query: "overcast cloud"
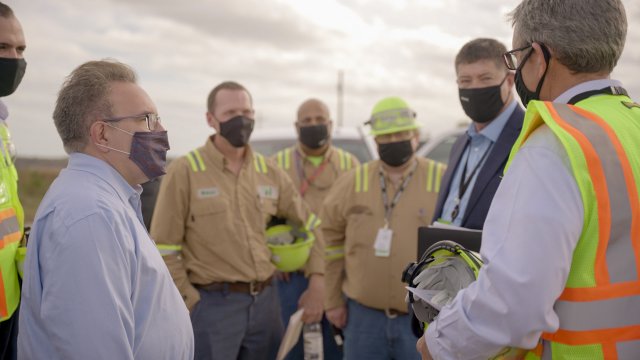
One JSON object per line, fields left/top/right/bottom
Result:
{"left": 4, "top": 0, "right": 639, "bottom": 158}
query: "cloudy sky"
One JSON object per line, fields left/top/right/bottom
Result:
{"left": 4, "top": 0, "right": 639, "bottom": 158}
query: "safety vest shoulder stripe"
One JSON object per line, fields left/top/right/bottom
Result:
{"left": 187, "top": 150, "right": 206, "bottom": 172}
{"left": 435, "top": 162, "right": 446, "bottom": 193}
{"left": 305, "top": 213, "right": 322, "bottom": 231}
{"left": 548, "top": 103, "right": 639, "bottom": 287}
{"left": 193, "top": 150, "right": 206, "bottom": 172}
{"left": 337, "top": 149, "right": 346, "bottom": 170}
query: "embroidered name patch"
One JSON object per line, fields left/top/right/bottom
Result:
{"left": 257, "top": 185, "right": 278, "bottom": 200}
{"left": 197, "top": 187, "right": 220, "bottom": 198}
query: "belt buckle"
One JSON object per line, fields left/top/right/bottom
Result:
{"left": 249, "top": 281, "right": 259, "bottom": 296}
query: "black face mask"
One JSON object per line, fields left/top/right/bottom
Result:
{"left": 219, "top": 115, "right": 254, "bottom": 147}
{"left": 458, "top": 75, "right": 508, "bottom": 124}
{"left": 378, "top": 139, "right": 414, "bottom": 167}
{"left": 0, "top": 58, "right": 27, "bottom": 97}
{"left": 515, "top": 44, "right": 551, "bottom": 107}
{"left": 299, "top": 124, "right": 329, "bottom": 149}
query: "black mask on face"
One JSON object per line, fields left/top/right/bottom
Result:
{"left": 0, "top": 58, "right": 27, "bottom": 97}
{"left": 515, "top": 44, "right": 551, "bottom": 107}
{"left": 299, "top": 124, "right": 329, "bottom": 149}
{"left": 458, "top": 75, "right": 508, "bottom": 124}
{"left": 378, "top": 139, "right": 414, "bottom": 167}
{"left": 219, "top": 115, "right": 254, "bottom": 147}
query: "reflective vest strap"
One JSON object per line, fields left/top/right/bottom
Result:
{"left": 325, "top": 245, "right": 345, "bottom": 260}
{"left": 276, "top": 150, "right": 284, "bottom": 168}
{"left": 305, "top": 213, "right": 321, "bottom": 231}
{"left": 337, "top": 149, "right": 346, "bottom": 170}
{"left": 550, "top": 294, "right": 640, "bottom": 334}
{"left": 254, "top": 154, "right": 268, "bottom": 174}
{"left": 157, "top": 244, "right": 182, "bottom": 257}
{"left": 355, "top": 163, "right": 369, "bottom": 193}
{"left": 0, "top": 209, "right": 21, "bottom": 250}
{"left": 543, "top": 325, "right": 640, "bottom": 347}
{"left": 549, "top": 103, "right": 639, "bottom": 287}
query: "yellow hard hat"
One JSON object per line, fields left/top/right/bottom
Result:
{"left": 266, "top": 224, "right": 315, "bottom": 272}
{"left": 366, "top": 96, "right": 421, "bottom": 136}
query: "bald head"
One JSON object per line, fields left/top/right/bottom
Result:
{"left": 296, "top": 98, "right": 331, "bottom": 125}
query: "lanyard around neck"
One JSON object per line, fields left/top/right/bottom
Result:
{"left": 294, "top": 149, "right": 330, "bottom": 196}
{"left": 451, "top": 140, "right": 493, "bottom": 221}
{"left": 379, "top": 160, "right": 417, "bottom": 226}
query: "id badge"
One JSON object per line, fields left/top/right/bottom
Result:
{"left": 374, "top": 227, "right": 393, "bottom": 257}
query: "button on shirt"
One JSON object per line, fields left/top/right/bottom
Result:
{"left": 441, "top": 101, "right": 517, "bottom": 226}
{"left": 18, "top": 153, "right": 194, "bottom": 360}
{"left": 424, "top": 81, "right": 625, "bottom": 359}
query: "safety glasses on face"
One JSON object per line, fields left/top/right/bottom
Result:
{"left": 102, "top": 113, "right": 161, "bottom": 131}
{"left": 365, "top": 108, "right": 416, "bottom": 131}
{"left": 502, "top": 44, "right": 533, "bottom": 71}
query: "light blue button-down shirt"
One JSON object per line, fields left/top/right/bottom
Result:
{"left": 440, "top": 100, "right": 517, "bottom": 225}
{"left": 18, "top": 153, "right": 194, "bottom": 360}
{"left": 425, "top": 80, "right": 626, "bottom": 359}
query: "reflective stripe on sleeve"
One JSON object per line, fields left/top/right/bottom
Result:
{"left": 157, "top": 244, "right": 182, "bottom": 257}
{"left": 325, "top": 245, "right": 345, "bottom": 260}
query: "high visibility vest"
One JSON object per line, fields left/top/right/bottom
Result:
{"left": 505, "top": 96, "right": 640, "bottom": 359}
{"left": 0, "top": 121, "right": 24, "bottom": 322}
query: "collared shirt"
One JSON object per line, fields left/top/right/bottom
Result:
{"left": 322, "top": 158, "right": 443, "bottom": 312}
{"left": 425, "top": 80, "right": 625, "bottom": 359}
{"left": 18, "top": 153, "right": 194, "bottom": 360}
{"left": 151, "top": 137, "right": 319, "bottom": 310}
{"left": 441, "top": 100, "right": 517, "bottom": 225}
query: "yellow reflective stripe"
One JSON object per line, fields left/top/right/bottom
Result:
{"left": 157, "top": 244, "right": 182, "bottom": 257}
{"left": 338, "top": 149, "right": 346, "bottom": 170}
{"left": 346, "top": 154, "right": 352, "bottom": 170}
{"left": 285, "top": 148, "right": 292, "bottom": 170}
{"left": 426, "top": 160, "right": 435, "bottom": 192}
{"left": 435, "top": 162, "right": 445, "bottom": 193}
{"left": 362, "top": 163, "right": 369, "bottom": 192}
{"left": 186, "top": 152, "right": 198, "bottom": 172}
{"left": 325, "top": 245, "right": 345, "bottom": 260}
{"left": 277, "top": 151, "right": 284, "bottom": 168}
{"left": 355, "top": 165, "right": 362, "bottom": 192}
{"left": 305, "top": 213, "right": 322, "bottom": 231}
{"left": 193, "top": 150, "right": 206, "bottom": 171}
{"left": 254, "top": 154, "right": 268, "bottom": 174}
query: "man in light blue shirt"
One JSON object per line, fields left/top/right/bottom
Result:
{"left": 432, "top": 38, "right": 524, "bottom": 230}
{"left": 18, "top": 60, "right": 194, "bottom": 359}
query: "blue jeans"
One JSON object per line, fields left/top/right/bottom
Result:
{"left": 343, "top": 300, "right": 419, "bottom": 360}
{"left": 191, "top": 279, "right": 284, "bottom": 360}
{"left": 277, "top": 272, "right": 342, "bottom": 360}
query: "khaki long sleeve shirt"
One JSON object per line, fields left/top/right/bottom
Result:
{"left": 151, "top": 137, "right": 321, "bottom": 309}
{"left": 321, "top": 157, "right": 445, "bottom": 312}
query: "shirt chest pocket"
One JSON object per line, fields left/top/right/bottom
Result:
{"left": 190, "top": 198, "right": 229, "bottom": 222}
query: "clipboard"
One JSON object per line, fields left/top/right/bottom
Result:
{"left": 417, "top": 225, "right": 482, "bottom": 260}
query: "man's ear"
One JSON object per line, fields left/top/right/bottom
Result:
{"left": 90, "top": 121, "right": 110, "bottom": 153}
{"left": 531, "top": 42, "right": 549, "bottom": 79}
{"left": 206, "top": 111, "right": 218, "bottom": 131}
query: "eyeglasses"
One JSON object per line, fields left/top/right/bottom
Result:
{"left": 503, "top": 44, "right": 533, "bottom": 71}
{"left": 103, "top": 113, "right": 161, "bottom": 131}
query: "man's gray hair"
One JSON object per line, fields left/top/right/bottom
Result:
{"left": 53, "top": 59, "right": 137, "bottom": 153}
{"left": 509, "top": 0, "right": 627, "bottom": 74}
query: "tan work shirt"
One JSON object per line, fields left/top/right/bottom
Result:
{"left": 271, "top": 145, "right": 360, "bottom": 219}
{"left": 151, "top": 136, "right": 322, "bottom": 309}
{"left": 322, "top": 157, "right": 446, "bottom": 312}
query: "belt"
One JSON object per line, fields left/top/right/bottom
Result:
{"left": 195, "top": 276, "right": 273, "bottom": 296}
{"left": 384, "top": 308, "right": 406, "bottom": 319}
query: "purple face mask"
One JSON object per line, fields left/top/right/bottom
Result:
{"left": 98, "top": 122, "right": 170, "bottom": 180}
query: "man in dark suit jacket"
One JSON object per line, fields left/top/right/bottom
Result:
{"left": 432, "top": 38, "right": 525, "bottom": 230}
